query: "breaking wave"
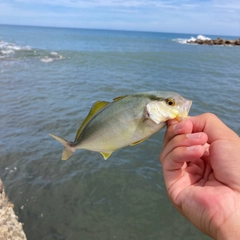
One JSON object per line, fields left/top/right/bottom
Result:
{"left": 0, "top": 39, "right": 63, "bottom": 62}
{"left": 40, "top": 52, "right": 64, "bottom": 63}
{"left": 0, "top": 40, "right": 31, "bottom": 58}
{"left": 173, "top": 35, "right": 211, "bottom": 44}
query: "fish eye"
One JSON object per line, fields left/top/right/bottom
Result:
{"left": 166, "top": 98, "right": 175, "bottom": 106}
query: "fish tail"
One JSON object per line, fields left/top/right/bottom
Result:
{"left": 49, "top": 133, "right": 76, "bottom": 160}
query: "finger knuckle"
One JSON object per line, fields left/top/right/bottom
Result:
{"left": 202, "top": 112, "right": 218, "bottom": 120}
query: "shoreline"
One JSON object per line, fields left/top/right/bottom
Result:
{"left": 0, "top": 179, "right": 26, "bottom": 239}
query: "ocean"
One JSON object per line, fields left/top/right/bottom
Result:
{"left": 0, "top": 24, "right": 239, "bottom": 240}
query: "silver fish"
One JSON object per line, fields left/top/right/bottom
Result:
{"left": 50, "top": 91, "right": 192, "bottom": 160}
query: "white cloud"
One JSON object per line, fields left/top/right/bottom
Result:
{"left": 0, "top": 0, "right": 239, "bottom": 35}
{"left": 213, "top": 0, "right": 240, "bottom": 10}
{"left": 3, "top": 0, "right": 240, "bottom": 13}
{"left": 7, "top": 0, "right": 202, "bottom": 9}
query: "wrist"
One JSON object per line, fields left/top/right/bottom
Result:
{"left": 215, "top": 211, "right": 240, "bottom": 240}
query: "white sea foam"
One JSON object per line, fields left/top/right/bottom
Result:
{"left": 173, "top": 35, "right": 211, "bottom": 44}
{"left": 1, "top": 49, "right": 15, "bottom": 55}
{"left": 40, "top": 52, "right": 63, "bottom": 63}
{"left": 196, "top": 35, "right": 211, "bottom": 41}
{"left": 0, "top": 39, "right": 31, "bottom": 58}
{"left": 0, "top": 39, "right": 64, "bottom": 62}
{"left": 40, "top": 57, "right": 54, "bottom": 63}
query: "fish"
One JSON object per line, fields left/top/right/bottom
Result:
{"left": 50, "top": 91, "right": 192, "bottom": 160}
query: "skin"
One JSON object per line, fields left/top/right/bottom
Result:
{"left": 160, "top": 113, "right": 240, "bottom": 239}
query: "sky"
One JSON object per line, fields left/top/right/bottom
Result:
{"left": 0, "top": 0, "right": 240, "bottom": 36}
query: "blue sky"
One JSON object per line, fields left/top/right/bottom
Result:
{"left": 0, "top": 0, "right": 239, "bottom": 36}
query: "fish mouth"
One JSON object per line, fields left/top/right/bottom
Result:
{"left": 178, "top": 100, "right": 192, "bottom": 119}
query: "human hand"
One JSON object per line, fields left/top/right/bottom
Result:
{"left": 160, "top": 113, "right": 240, "bottom": 239}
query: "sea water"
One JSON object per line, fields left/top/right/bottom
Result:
{"left": 0, "top": 25, "right": 240, "bottom": 240}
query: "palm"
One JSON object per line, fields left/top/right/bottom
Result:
{"left": 169, "top": 150, "right": 238, "bottom": 237}
{"left": 161, "top": 114, "right": 240, "bottom": 238}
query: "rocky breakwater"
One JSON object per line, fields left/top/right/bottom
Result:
{"left": 0, "top": 179, "right": 26, "bottom": 240}
{"left": 187, "top": 37, "right": 240, "bottom": 46}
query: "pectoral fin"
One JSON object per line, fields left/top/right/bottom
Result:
{"left": 130, "top": 137, "right": 148, "bottom": 146}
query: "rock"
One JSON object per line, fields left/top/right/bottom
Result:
{"left": 235, "top": 39, "right": 240, "bottom": 45}
{"left": 187, "top": 37, "right": 240, "bottom": 46}
{"left": 0, "top": 180, "right": 26, "bottom": 240}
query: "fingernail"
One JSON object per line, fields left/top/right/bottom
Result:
{"left": 187, "top": 145, "right": 200, "bottom": 151}
{"left": 186, "top": 133, "right": 202, "bottom": 139}
{"left": 173, "top": 121, "right": 184, "bottom": 131}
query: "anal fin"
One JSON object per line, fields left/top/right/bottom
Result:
{"left": 100, "top": 152, "right": 113, "bottom": 160}
{"left": 130, "top": 137, "right": 148, "bottom": 146}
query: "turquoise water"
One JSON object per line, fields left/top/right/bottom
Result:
{"left": 0, "top": 25, "right": 240, "bottom": 240}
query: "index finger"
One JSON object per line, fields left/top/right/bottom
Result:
{"left": 162, "top": 118, "right": 193, "bottom": 149}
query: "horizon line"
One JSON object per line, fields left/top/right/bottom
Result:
{"left": 0, "top": 23, "right": 238, "bottom": 38}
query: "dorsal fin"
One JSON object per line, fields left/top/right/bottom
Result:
{"left": 75, "top": 101, "right": 109, "bottom": 140}
{"left": 113, "top": 95, "right": 128, "bottom": 102}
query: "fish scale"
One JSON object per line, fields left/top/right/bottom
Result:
{"left": 50, "top": 91, "right": 192, "bottom": 160}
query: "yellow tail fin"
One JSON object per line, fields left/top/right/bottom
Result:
{"left": 49, "top": 133, "right": 75, "bottom": 160}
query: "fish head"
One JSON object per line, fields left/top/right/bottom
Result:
{"left": 146, "top": 92, "right": 192, "bottom": 124}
